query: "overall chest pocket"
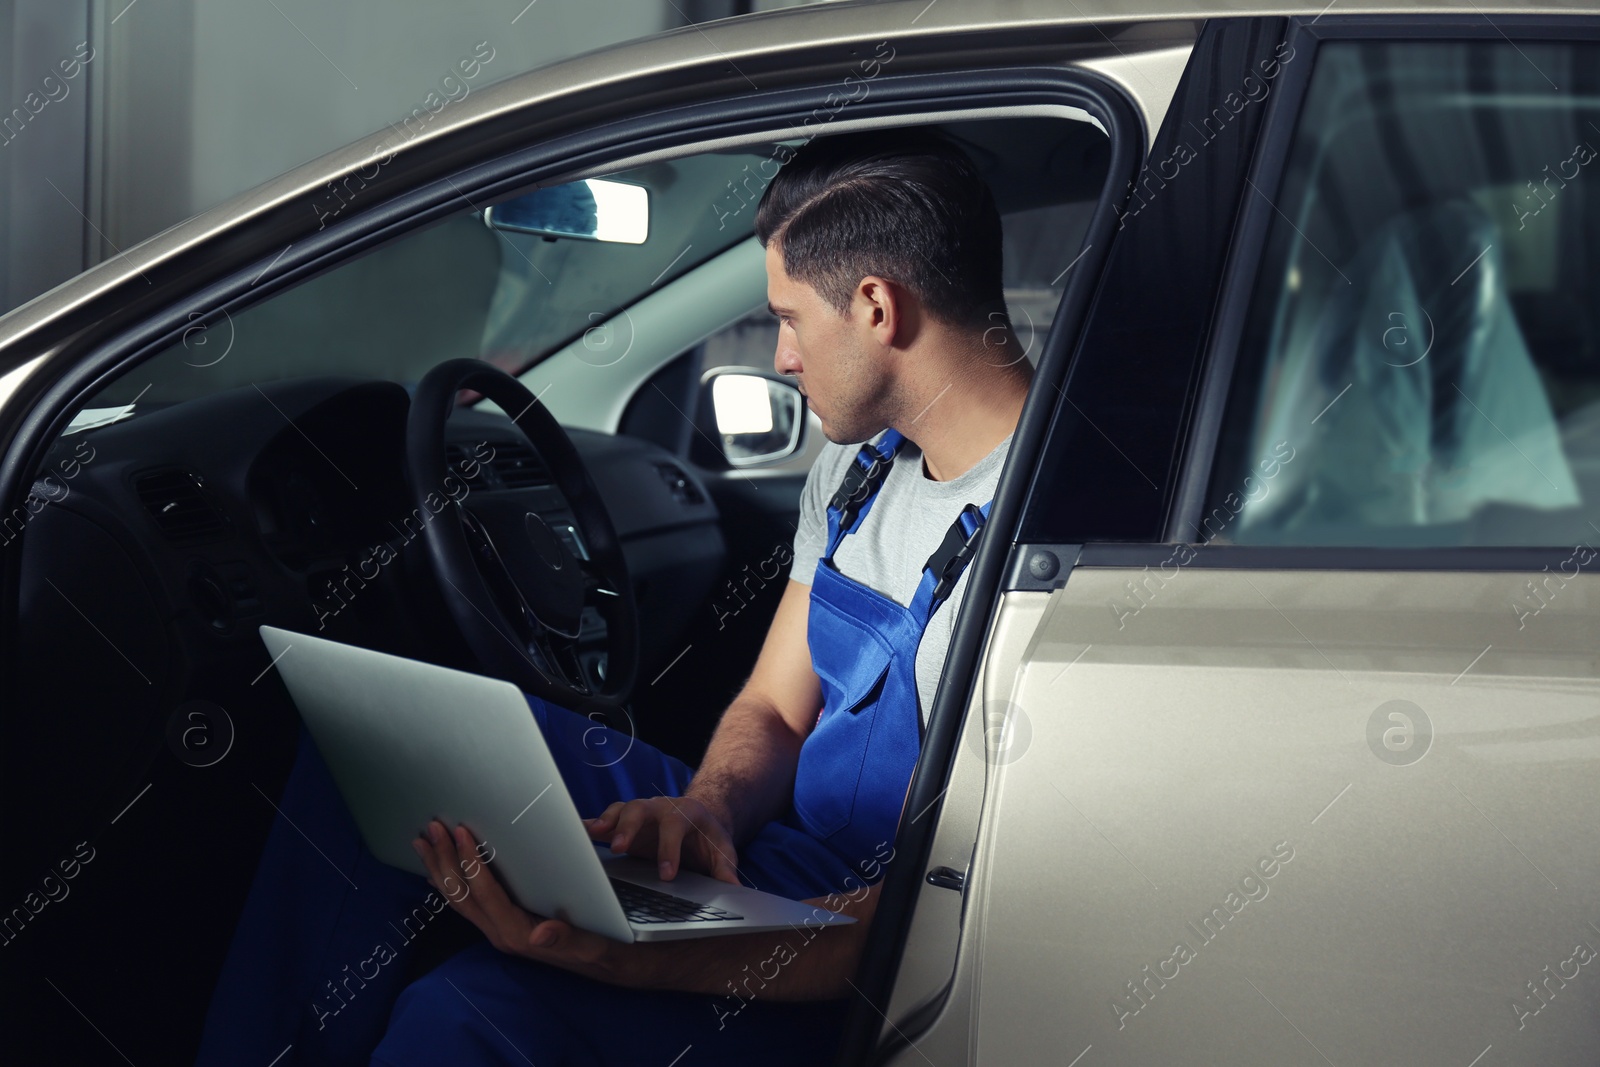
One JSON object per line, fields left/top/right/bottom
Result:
{"left": 795, "top": 593, "right": 898, "bottom": 841}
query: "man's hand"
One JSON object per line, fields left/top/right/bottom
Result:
{"left": 415, "top": 817, "right": 881, "bottom": 1000}
{"left": 583, "top": 795, "right": 740, "bottom": 884}
{"left": 411, "top": 819, "right": 625, "bottom": 981}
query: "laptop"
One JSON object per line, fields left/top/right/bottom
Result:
{"left": 258, "top": 625, "right": 855, "bottom": 942}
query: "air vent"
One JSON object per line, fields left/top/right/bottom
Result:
{"left": 654, "top": 463, "right": 705, "bottom": 505}
{"left": 489, "top": 441, "right": 552, "bottom": 489}
{"left": 444, "top": 443, "right": 490, "bottom": 488}
{"left": 135, "top": 468, "right": 228, "bottom": 544}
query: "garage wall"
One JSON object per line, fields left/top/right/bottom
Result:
{"left": 0, "top": 1, "right": 92, "bottom": 324}
{"left": 97, "top": 0, "right": 675, "bottom": 267}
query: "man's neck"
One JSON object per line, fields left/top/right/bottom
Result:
{"left": 891, "top": 330, "right": 1032, "bottom": 482}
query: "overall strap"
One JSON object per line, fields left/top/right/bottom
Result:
{"left": 908, "top": 499, "right": 993, "bottom": 622}
{"left": 823, "top": 430, "right": 906, "bottom": 557}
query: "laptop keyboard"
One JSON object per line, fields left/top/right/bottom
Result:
{"left": 609, "top": 877, "right": 745, "bottom": 924}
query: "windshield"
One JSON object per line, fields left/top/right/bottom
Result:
{"left": 85, "top": 149, "right": 771, "bottom": 411}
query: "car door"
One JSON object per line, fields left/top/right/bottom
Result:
{"left": 868, "top": 11, "right": 1600, "bottom": 1067}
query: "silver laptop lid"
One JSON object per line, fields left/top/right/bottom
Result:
{"left": 258, "top": 624, "right": 634, "bottom": 942}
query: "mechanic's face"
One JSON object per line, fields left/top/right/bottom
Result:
{"left": 765, "top": 242, "right": 895, "bottom": 444}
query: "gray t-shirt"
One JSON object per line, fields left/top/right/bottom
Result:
{"left": 790, "top": 431, "right": 1013, "bottom": 724}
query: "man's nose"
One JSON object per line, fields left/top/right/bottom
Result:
{"left": 773, "top": 339, "right": 801, "bottom": 377}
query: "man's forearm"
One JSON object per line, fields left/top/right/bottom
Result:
{"left": 686, "top": 692, "right": 807, "bottom": 843}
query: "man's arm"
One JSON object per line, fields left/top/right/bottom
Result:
{"left": 585, "top": 578, "right": 823, "bottom": 876}
{"left": 687, "top": 578, "right": 822, "bottom": 841}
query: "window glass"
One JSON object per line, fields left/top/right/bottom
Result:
{"left": 1207, "top": 41, "right": 1600, "bottom": 547}
{"left": 83, "top": 151, "right": 769, "bottom": 412}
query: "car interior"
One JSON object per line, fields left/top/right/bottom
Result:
{"left": 1, "top": 111, "right": 1108, "bottom": 1061}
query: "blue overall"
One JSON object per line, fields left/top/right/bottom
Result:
{"left": 195, "top": 431, "right": 989, "bottom": 1067}
{"left": 793, "top": 430, "right": 991, "bottom": 877}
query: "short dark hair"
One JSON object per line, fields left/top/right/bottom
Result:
{"left": 755, "top": 129, "right": 1006, "bottom": 331}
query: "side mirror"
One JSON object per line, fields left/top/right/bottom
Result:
{"left": 483, "top": 178, "right": 649, "bottom": 244}
{"left": 701, "top": 368, "right": 806, "bottom": 468}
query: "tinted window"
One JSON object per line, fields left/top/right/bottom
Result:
{"left": 1207, "top": 40, "right": 1600, "bottom": 548}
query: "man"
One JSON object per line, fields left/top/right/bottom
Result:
{"left": 199, "top": 128, "right": 1030, "bottom": 1066}
{"left": 377, "top": 128, "right": 1031, "bottom": 1064}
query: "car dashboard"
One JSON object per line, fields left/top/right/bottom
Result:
{"left": 10, "top": 375, "right": 726, "bottom": 864}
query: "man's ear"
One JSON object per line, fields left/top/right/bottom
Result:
{"left": 856, "top": 274, "right": 904, "bottom": 347}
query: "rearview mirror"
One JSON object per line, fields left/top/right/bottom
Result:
{"left": 484, "top": 178, "right": 649, "bottom": 244}
{"left": 703, "top": 368, "right": 805, "bottom": 468}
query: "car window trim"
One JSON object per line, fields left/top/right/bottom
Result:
{"left": 1169, "top": 13, "right": 1600, "bottom": 557}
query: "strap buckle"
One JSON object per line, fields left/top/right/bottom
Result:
{"left": 829, "top": 441, "right": 895, "bottom": 534}
{"left": 927, "top": 503, "right": 988, "bottom": 604}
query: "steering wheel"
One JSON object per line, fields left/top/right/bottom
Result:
{"left": 405, "top": 359, "right": 638, "bottom": 719}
